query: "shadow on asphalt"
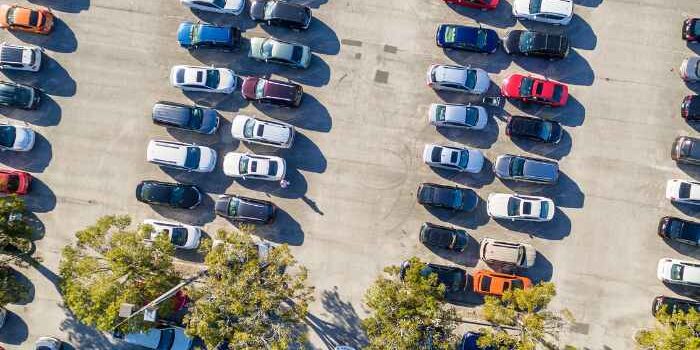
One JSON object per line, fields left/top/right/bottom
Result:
{"left": 11, "top": 18, "right": 77, "bottom": 53}
{"left": 28, "top": 0, "right": 90, "bottom": 13}
{"left": 0, "top": 132, "right": 52, "bottom": 173}
{"left": 306, "top": 287, "right": 368, "bottom": 350}
{"left": 436, "top": 114, "right": 499, "bottom": 149}
{"left": 492, "top": 208, "right": 572, "bottom": 240}
{"left": 0, "top": 309, "right": 28, "bottom": 344}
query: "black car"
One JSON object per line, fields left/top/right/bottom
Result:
{"left": 494, "top": 154, "right": 559, "bottom": 184}
{"left": 177, "top": 21, "right": 241, "bottom": 51}
{"left": 419, "top": 222, "right": 469, "bottom": 252}
{"left": 0, "top": 81, "right": 39, "bottom": 110}
{"left": 152, "top": 101, "right": 219, "bottom": 135}
{"left": 504, "top": 30, "right": 569, "bottom": 60}
{"left": 658, "top": 216, "right": 700, "bottom": 246}
{"left": 672, "top": 136, "right": 700, "bottom": 165}
{"left": 250, "top": 0, "right": 312, "bottom": 30}
{"left": 399, "top": 260, "right": 467, "bottom": 293}
{"left": 435, "top": 24, "right": 499, "bottom": 53}
{"left": 417, "top": 183, "right": 478, "bottom": 212}
{"left": 652, "top": 295, "right": 700, "bottom": 315}
{"left": 215, "top": 194, "right": 276, "bottom": 224}
{"left": 683, "top": 18, "right": 700, "bottom": 42}
{"left": 135, "top": 181, "right": 202, "bottom": 209}
{"left": 682, "top": 95, "right": 700, "bottom": 121}
{"left": 506, "top": 115, "right": 563, "bottom": 144}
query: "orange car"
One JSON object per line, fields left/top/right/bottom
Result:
{"left": 0, "top": 4, "right": 54, "bottom": 34}
{"left": 472, "top": 270, "right": 532, "bottom": 297}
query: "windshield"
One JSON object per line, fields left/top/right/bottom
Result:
{"left": 458, "top": 150, "right": 469, "bottom": 169}
{"left": 539, "top": 121, "right": 552, "bottom": 140}
{"left": 239, "top": 157, "right": 250, "bottom": 175}
{"left": 476, "top": 29, "right": 488, "bottom": 48}
{"left": 671, "top": 264, "right": 684, "bottom": 280}
{"left": 170, "top": 187, "right": 186, "bottom": 207}
{"left": 519, "top": 78, "right": 534, "bottom": 97}
{"left": 157, "top": 329, "right": 175, "bottom": 350}
{"left": 679, "top": 182, "right": 692, "bottom": 199}
{"left": 510, "top": 157, "right": 525, "bottom": 176}
{"left": 0, "top": 126, "right": 15, "bottom": 148}
{"left": 243, "top": 119, "right": 256, "bottom": 138}
{"left": 261, "top": 40, "right": 274, "bottom": 59}
{"left": 205, "top": 69, "right": 220, "bottom": 89}
{"left": 212, "top": 0, "right": 226, "bottom": 7}
{"left": 452, "top": 189, "right": 463, "bottom": 209}
{"left": 228, "top": 197, "right": 240, "bottom": 217}
{"left": 171, "top": 228, "right": 188, "bottom": 246}
{"left": 529, "top": 0, "right": 542, "bottom": 13}
{"left": 465, "top": 69, "right": 477, "bottom": 89}
{"left": 465, "top": 107, "right": 479, "bottom": 126}
{"left": 255, "top": 79, "right": 266, "bottom": 99}
{"left": 5, "top": 175, "right": 19, "bottom": 192}
{"left": 511, "top": 279, "right": 524, "bottom": 290}
{"left": 6, "top": 8, "right": 16, "bottom": 25}
{"left": 444, "top": 26, "right": 457, "bottom": 43}
{"left": 507, "top": 197, "right": 521, "bottom": 216}
{"left": 188, "top": 107, "right": 204, "bottom": 129}
{"left": 184, "top": 147, "right": 201, "bottom": 170}
{"left": 552, "top": 85, "right": 564, "bottom": 102}
{"left": 519, "top": 31, "right": 535, "bottom": 51}
{"left": 434, "top": 105, "right": 446, "bottom": 121}
{"left": 539, "top": 201, "right": 549, "bottom": 219}
{"left": 191, "top": 24, "right": 201, "bottom": 43}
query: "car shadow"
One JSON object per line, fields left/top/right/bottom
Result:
{"left": 445, "top": 1, "right": 516, "bottom": 28}
{"left": 492, "top": 208, "right": 571, "bottom": 240}
{"left": 567, "top": 15, "right": 597, "bottom": 51}
{"left": 255, "top": 93, "right": 332, "bottom": 132}
{"left": 1, "top": 55, "right": 76, "bottom": 97}
{"left": 424, "top": 231, "right": 480, "bottom": 267}
{"left": 254, "top": 207, "right": 304, "bottom": 245}
{"left": 510, "top": 129, "right": 572, "bottom": 160}
{"left": 160, "top": 156, "right": 235, "bottom": 195}
{"left": 10, "top": 18, "right": 77, "bottom": 53}
{"left": 0, "top": 94, "right": 61, "bottom": 127}
{"left": 447, "top": 288, "right": 485, "bottom": 307}
{"left": 261, "top": 17, "right": 340, "bottom": 55}
{"left": 686, "top": 42, "right": 700, "bottom": 55}
{"left": 0, "top": 309, "right": 28, "bottom": 344}
{"left": 24, "top": 212, "right": 46, "bottom": 244}
{"left": 0, "top": 132, "right": 52, "bottom": 172}
{"left": 295, "top": 0, "right": 329, "bottom": 8}
{"left": 23, "top": 177, "right": 57, "bottom": 213}
{"left": 429, "top": 157, "right": 496, "bottom": 188}
{"left": 182, "top": 89, "right": 249, "bottom": 112}
{"left": 281, "top": 132, "right": 327, "bottom": 173}
{"left": 663, "top": 237, "right": 700, "bottom": 261}
{"left": 235, "top": 167, "right": 308, "bottom": 199}
{"left": 435, "top": 115, "right": 499, "bottom": 149}
{"left": 663, "top": 281, "right": 700, "bottom": 300}
{"left": 671, "top": 201, "right": 700, "bottom": 218}
{"left": 503, "top": 171, "right": 584, "bottom": 209}
{"left": 512, "top": 49, "right": 594, "bottom": 86}
{"left": 28, "top": 0, "right": 90, "bottom": 12}
{"left": 678, "top": 163, "right": 700, "bottom": 181}
{"left": 522, "top": 251, "right": 554, "bottom": 283}
{"left": 189, "top": 8, "right": 258, "bottom": 31}
{"left": 306, "top": 287, "right": 369, "bottom": 350}
{"left": 574, "top": 0, "right": 602, "bottom": 6}
{"left": 506, "top": 95, "right": 586, "bottom": 128}
{"left": 424, "top": 195, "right": 491, "bottom": 229}
{"left": 149, "top": 192, "right": 217, "bottom": 226}
{"left": 443, "top": 48, "right": 512, "bottom": 74}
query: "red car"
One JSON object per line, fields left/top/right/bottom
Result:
{"left": 0, "top": 169, "right": 31, "bottom": 195}
{"left": 443, "top": 0, "right": 499, "bottom": 10}
{"left": 501, "top": 74, "right": 569, "bottom": 107}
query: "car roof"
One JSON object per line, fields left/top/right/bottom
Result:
{"left": 531, "top": 32, "right": 568, "bottom": 52}
{"left": 264, "top": 79, "right": 299, "bottom": 100}
{"left": 148, "top": 140, "right": 189, "bottom": 167}
{"left": 237, "top": 197, "right": 272, "bottom": 220}
{"left": 152, "top": 103, "right": 191, "bottom": 126}
{"left": 683, "top": 263, "right": 700, "bottom": 282}
{"left": 197, "top": 22, "right": 234, "bottom": 42}
{"left": 522, "top": 158, "right": 558, "bottom": 179}
{"left": 540, "top": 0, "right": 572, "bottom": 15}
{"left": 269, "top": 1, "right": 309, "bottom": 21}
{"left": 434, "top": 65, "right": 467, "bottom": 83}
{"left": 0, "top": 45, "right": 24, "bottom": 64}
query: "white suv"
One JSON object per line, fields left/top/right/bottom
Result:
{"left": 146, "top": 139, "right": 217, "bottom": 173}
{"left": 657, "top": 258, "right": 700, "bottom": 287}
{"left": 231, "top": 115, "right": 295, "bottom": 148}
{"left": 223, "top": 152, "right": 286, "bottom": 181}
{"left": 170, "top": 65, "right": 237, "bottom": 93}
{"left": 513, "top": 0, "right": 574, "bottom": 25}
{"left": 666, "top": 179, "right": 700, "bottom": 205}
{"left": 0, "top": 42, "right": 42, "bottom": 72}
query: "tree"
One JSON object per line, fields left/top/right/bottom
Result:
{"left": 361, "top": 257, "right": 457, "bottom": 350}
{"left": 0, "top": 264, "right": 29, "bottom": 306}
{"left": 0, "top": 195, "right": 33, "bottom": 261}
{"left": 183, "top": 228, "right": 314, "bottom": 350}
{"left": 59, "top": 215, "right": 181, "bottom": 333}
{"left": 635, "top": 307, "right": 700, "bottom": 350}
{"left": 478, "top": 282, "right": 573, "bottom": 350}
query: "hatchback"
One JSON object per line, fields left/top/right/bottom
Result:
{"left": 487, "top": 193, "right": 555, "bottom": 221}
{"left": 0, "top": 4, "right": 54, "bottom": 34}
{"left": 222, "top": 152, "right": 286, "bottom": 181}
{"left": 170, "top": 65, "right": 237, "bottom": 94}
{"left": 672, "top": 136, "right": 700, "bottom": 165}
{"left": 231, "top": 115, "right": 295, "bottom": 148}
{"left": 426, "top": 64, "right": 490, "bottom": 94}
{"left": 0, "top": 42, "right": 42, "bottom": 71}
{"left": 250, "top": 0, "right": 313, "bottom": 30}
{"left": 240, "top": 76, "right": 303, "bottom": 107}
{"left": 146, "top": 139, "right": 217, "bottom": 173}
{"left": 494, "top": 154, "right": 559, "bottom": 184}
{"left": 177, "top": 21, "right": 240, "bottom": 51}
{"left": 423, "top": 144, "right": 485, "bottom": 173}
{"left": 472, "top": 270, "right": 532, "bottom": 296}
{"left": 135, "top": 181, "right": 202, "bottom": 209}
{"left": 215, "top": 194, "right": 276, "bottom": 224}
{"left": 419, "top": 222, "right": 469, "bottom": 252}
{"left": 152, "top": 101, "right": 219, "bottom": 134}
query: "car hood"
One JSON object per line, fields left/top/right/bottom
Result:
{"left": 198, "top": 146, "right": 217, "bottom": 172}
{"left": 240, "top": 76, "right": 258, "bottom": 99}
{"left": 250, "top": 0, "right": 266, "bottom": 20}
{"left": 513, "top": 0, "right": 531, "bottom": 15}
{"left": 215, "top": 196, "right": 232, "bottom": 215}
{"left": 472, "top": 68, "right": 490, "bottom": 94}
{"left": 125, "top": 328, "right": 161, "bottom": 349}
{"left": 177, "top": 22, "right": 193, "bottom": 46}
{"left": 223, "top": 0, "right": 246, "bottom": 12}
{"left": 199, "top": 108, "right": 219, "bottom": 134}
{"left": 13, "top": 127, "right": 34, "bottom": 151}
{"left": 523, "top": 243, "right": 537, "bottom": 267}
{"left": 487, "top": 193, "right": 511, "bottom": 216}
{"left": 230, "top": 115, "right": 251, "bottom": 139}
{"left": 249, "top": 37, "right": 265, "bottom": 58}
{"left": 504, "top": 30, "right": 523, "bottom": 53}
{"left": 223, "top": 152, "right": 243, "bottom": 176}
{"left": 657, "top": 259, "right": 671, "bottom": 281}
{"left": 502, "top": 74, "right": 524, "bottom": 98}
{"left": 262, "top": 123, "right": 293, "bottom": 144}
{"left": 465, "top": 149, "right": 484, "bottom": 173}
{"left": 171, "top": 327, "right": 194, "bottom": 350}
{"left": 217, "top": 69, "right": 237, "bottom": 90}
{"left": 494, "top": 155, "right": 512, "bottom": 177}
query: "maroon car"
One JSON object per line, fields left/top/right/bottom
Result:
{"left": 240, "top": 76, "right": 303, "bottom": 107}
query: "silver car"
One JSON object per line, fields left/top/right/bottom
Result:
{"left": 0, "top": 42, "right": 42, "bottom": 72}
{"left": 428, "top": 103, "right": 487, "bottom": 130}
{"left": 494, "top": 154, "right": 559, "bottom": 184}
{"left": 249, "top": 37, "right": 311, "bottom": 69}
{"left": 681, "top": 57, "right": 700, "bottom": 82}
{"left": 180, "top": 0, "right": 245, "bottom": 15}
{"left": 169, "top": 65, "right": 237, "bottom": 94}
{"left": 426, "top": 64, "right": 490, "bottom": 94}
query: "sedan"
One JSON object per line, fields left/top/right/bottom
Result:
{"left": 657, "top": 258, "right": 700, "bottom": 287}
{"left": 502, "top": 74, "right": 568, "bottom": 107}
{"left": 494, "top": 154, "right": 559, "bottom": 184}
{"left": 34, "top": 337, "right": 61, "bottom": 350}
{"left": 180, "top": 0, "right": 245, "bottom": 15}
{"left": 472, "top": 270, "right": 532, "bottom": 296}
{"left": 512, "top": 0, "right": 574, "bottom": 25}
{"left": 143, "top": 219, "right": 202, "bottom": 250}
{"left": 506, "top": 115, "right": 563, "bottom": 144}
{"left": 215, "top": 194, "right": 276, "bottom": 224}
{"left": 503, "top": 30, "right": 569, "bottom": 59}
{"left": 419, "top": 222, "right": 469, "bottom": 252}
{"left": 0, "top": 169, "right": 31, "bottom": 194}
{"left": 0, "top": 124, "right": 35, "bottom": 151}
{"left": 680, "top": 57, "right": 700, "bottom": 82}
{"left": 672, "top": 136, "right": 700, "bottom": 165}
{"left": 223, "top": 153, "right": 286, "bottom": 181}
{"left": 435, "top": 24, "right": 499, "bottom": 53}
{"left": 249, "top": 37, "right": 311, "bottom": 69}
{"left": 146, "top": 140, "right": 217, "bottom": 173}
{"left": 423, "top": 144, "right": 485, "bottom": 173}
{"left": 652, "top": 295, "right": 700, "bottom": 316}
{"left": 417, "top": 183, "right": 479, "bottom": 212}
{"left": 428, "top": 103, "right": 487, "bottom": 130}
{"left": 487, "top": 193, "right": 555, "bottom": 221}
{"left": 231, "top": 115, "right": 295, "bottom": 148}
{"left": 240, "top": 76, "right": 303, "bottom": 107}
{"left": 177, "top": 21, "right": 240, "bottom": 51}
{"left": 427, "top": 64, "right": 490, "bottom": 94}
{"left": 170, "top": 65, "right": 237, "bottom": 94}
{"left": 0, "top": 4, "right": 54, "bottom": 34}
{"left": 658, "top": 216, "right": 700, "bottom": 247}
{"left": 135, "top": 181, "right": 202, "bottom": 209}
{"left": 666, "top": 179, "right": 700, "bottom": 205}
{"left": 683, "top": 18, "right": 700, "bottom": 42}
{"left": 250, "top": 0, "right": 312, "bottom": 30}
{"left": 399, "top": 260, "right": 467, "bottom": 293}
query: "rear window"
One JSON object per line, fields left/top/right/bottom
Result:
{"left": 434, "top": 105, "right": 446, "bottom": 121}
{"left": 171, "top": 228, "right": 188, "bottom": 246}
{"left": 431, "top": 147, "right": 442, "bottom": 162}
{"left": 510, "top": 157, "right": 525, "bottom": 176}
{"left": 671, "top": 264, "right": 684, "bottom": 281}
{"left": 184, "top": 147, "right": 201, "bottom": 169}
{"left": 291, "top": 45, "right": 304, "bottom": 62}
{"left": 444, "top": 26, "right": 457, "bottom": 43}
{"left": 679, "top": 182, "right": 691, "bottom": 199}
{"left": 552, "top": 85, "right": 564, "bottom": 102}
{"left": 480, "top": 276, "right": 492, "bottom": 291}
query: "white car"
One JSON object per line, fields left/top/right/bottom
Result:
{"left": 426, "top": 64, "right": 490, "bottom": 94}
{"left": 231, "top": 115, "right": 295, "bottom": 148}
{"left": 0, "top": 42, "right": 42, "bottom": 72}
{"left": 666, "top": 179, "right": 700, "bottom": 205}
{"left": 0, "top": 123, "right": 34, "bottom": 151}
{"left": 428, "top": 103, "right": 487, "bottom": 130}
{"left": 147, "top": 139, "right": 217, "bottom": 173}
{"left": 143, "top": 219, "right": 202, "bottom": 250}
{"left": 170, "top": 65, "right": 237, "bottom": 94}
{"left": 223, "top": 152, "right": 286, "bottom": 181}
{"left": 512, "top": 0, "right": 574, "bottom": 25}
{"left": 124, "top": 327, "right": 193, "bottom": 350}
{"left": 680, "top": 57, "right": 700, "bottom": 82}
{"left": 422, "top": 144, "right": 484, "bottom": 173}
{"left": 34, "top": 336, "right": 61, "bottom": 350}
{"left": 180, "top": 0, "right": 245, "bottom": 15}
{"left": 657, "top": 258, "right": 700, "bottom": 286}
{"left": 487, "top": 193, "right": 555, "bottom": 221}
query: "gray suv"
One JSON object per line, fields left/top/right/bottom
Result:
{"left": 672, "top": 136, "right": 700, "bottom": 165}
{"left": 151, "top": 101, "right": 219, "bottom": 135}
{"left": 494, "top": 154, "right": 559, "bottom": 184}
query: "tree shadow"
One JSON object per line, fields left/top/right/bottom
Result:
{"left": 59, "top": 308, "right": 123, "bottom": 349}
{"left": 435, "top": 114, "right": 499, "bottom": 149}
{"left": 0, "top": 93, "right": 62, "bottom": 126}
{"left": 10, "top": 18, "right": 77, "bottom": 53}
{"left": 445, "top": 1, "right": 516, "bottom": 28}
{"left": 522, "top": 251, "right": 553, "bottom": 283}
{"left": 256, "top": 93, "right": 332, "bottom": 132}
{"left": 23, "top": 177, "right": 57, "bottom": 213}
{"left": 0, "top": 132, "right": 52, "bottom": 172}
{"left": 188, "top": 8, "right": 258, "bottom": 31}
{"left": 8, "top": 267, "right": 34, "bottom": 305}
{"left": 277, "top": 54, "right": 331, "bottom": 87}
{"left": 512, "top": 49, "right": 594, "bottom": 86}
{"left": 0, "top": 309, "right": 28, "bottom": 344}
{"left": 492, "top": 208, "right": 571, "bottom": 240}
{"left": 567, "top": 15, "right": 597, "bottom": 51}
{"left": 149, "top": 193, "right": 217, "bottom": 226}
{"left": 424, "top": 195, "right": 491, "bottom": 230}
{"left": 574, "top": 0, "right": 602, "bottom": 6}
{"left": 510, "top": 129, "right": 572, "bottom": 160}
{"left": 429, "top": 157, "right": 496, "bottom": 188}
{"left": 261, "top": 17, "right": 340, "bottom": 55}
{"left": 255, "top": 207, "right": 304, "bottom": 245}
{"left": 24, "top": 212, "right": 45, "bottom": 243}
{"left": 443, "top": 48, "right": 511, "bottom": 74}
{"left": 446, "top": 287, "right": 484, "bottom": 306}
{"left": 424, "top": 231, "right": 480, "bottom": 267}
{"left": 306, "top": 287, "right": 368, "bottom": 349}
{"left": 686, "top": 42, "right": 700, "bottom": 55}
{"left": 28, "top": 0, "right": 91, "bottom": 12}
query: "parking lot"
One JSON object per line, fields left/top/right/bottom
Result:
{"left": 1, "top": 0, "right": 700, "bottom": 349}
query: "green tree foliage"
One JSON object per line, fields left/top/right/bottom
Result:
{"left": 635, "top": 307, "right": 700, "bottom": 350}
{"left": 59, "top": 215, "right": 181, "bottom": 332}
{"left": 0, "top": 264, "right": 29, "bottom": 306}
{"left": 361, "top": 257, "right": 457, "bottom": 350}
{"left": 0, "top": 195, "right": 32, "bottom": 258}
{"left": 183, "top": 228, "right": 314, "bottom": 350}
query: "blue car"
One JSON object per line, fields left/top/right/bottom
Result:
{"left": 177, "top": 21, "right": 241, "bottom": 51}
{"left": 459, "top": 332, "right": 496, "bottom": 350}
{"left": 435, "top": 24, "right": 499, "bottom": 53}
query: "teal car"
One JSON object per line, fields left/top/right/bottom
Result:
{"left": 248, "top": 37, "right": 311, "bottom": 69}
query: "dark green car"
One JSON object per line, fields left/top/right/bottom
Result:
{"left": 0, "top": 81, "right": 40, "bottom": 109}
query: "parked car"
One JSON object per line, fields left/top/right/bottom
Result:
{"left": 34, "top": 337, "right": 61, "bottom": 350}
{"left": 472, "top": 269, "right": 532, "bottom": 296}
{"left": 435, "top": 24, "right": 499, "bottom": 53}
{"left": 399, "top": 260, "right": 467, "bottom": 293}
{"left": 426, "top": 64, "right": 490, "bottom": 94}
{"left": 428, "top": 103, "right": 487, "bottom": 130}
{"left": 494, "top": 154, "right": 558, "bottom": 184}
{"left": 652, "top": 295, "right": 700, "bottom": 315}
{"left": 657, "top": 258, "right": 700, "bottom": 287}
{"left": 180, "top": 0, "right": 245, "bottom": 15}
{"left": 215, "top": 194, "right": 276, "bottom": 224}
{"left": 135, "top": 181, "right": 202, "bottom": 209}
{"left": 423, "top": 144, "right": 485, "bottom": 173}
{"left": 681, "top": 57, "right": 700, "bottom": 82}
{"left": 0, "top": 169, "right": 31, "bottom": 194}
{"left": 124, "top": 326, "right": 193, "bottom": 350}
{"left": 512, "top": 0, "right": 574, "bottom": 25}
{"left": 152, "top": 101, "right": 219, "bottom": 135}
{"left": 240, "top": 76, "right": 303, "bottom": 107}
{"left": 417, "top": 183, "right": 478, "bottom": 212}
{"left": 0, "top": 306, "right": 5, "bottom": 329}
{"left": 0, "top": 4, "right": 54, "bottom": 34}
{"left": 249, "top": 37, "right": 311, "bottom": 69}
{"left": 146, "top": 139, "right": 217, "bottom": 173}
{"left": 143, "top": 219, "right": 201, "bottom": 250}
{"left": 666, "top": 179, "right": 700, "bottom": 205}
{"left": 682, "top": 95, "right": 700, "bottom": 121}
{"left": 505, "top": 115, "right": 563, "bottom": 144}
{"left": 0, "top": 124, "right": 35, "bottom": 151}
{"left": 443, "top": 0, "right": 499, "bottom": 10}
{"left": 480, "top": 238, "right": 536, "bottom": 269}
{"left": 487, "top": 193, "right": 555, "bottom": 221}
{"left": 658, "top": 216, "right": 700, "bottom": 247}
{"left": 501, "top": 74, "right": 568, "bottom": 107}
{"left": 419, "top": 222, "right": 469, "bottom": 252}
{"left": 503, "top": 30, "right": 569, "bottom": 59}
{"left": 0, "top": 81, "right": 40, "bottom": 109}
{"left": 250, "top": 0, "right": 312, "bottom": 30}
{"left": 683, "top": 18, "right": 700, "bottom": 42}
{"left": 177, "top": 21, "right": 240, "bottom": 51}
{"left": 222, "top": 152, "right": 286, "bottom": 181}
{"left": 0, "top": 42, "right": 42, "bottom": 71}
{"left": 230, "top": 115, "right": 295, "bottom": 148}
{"left": 170, "top": 65, "right": 237, "bottom": 94}
{"left": 672, "top": 136, "right": 700, "bottom": 165}
{"left": 458, "top": 332, "right": 490, "bottom": 350}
